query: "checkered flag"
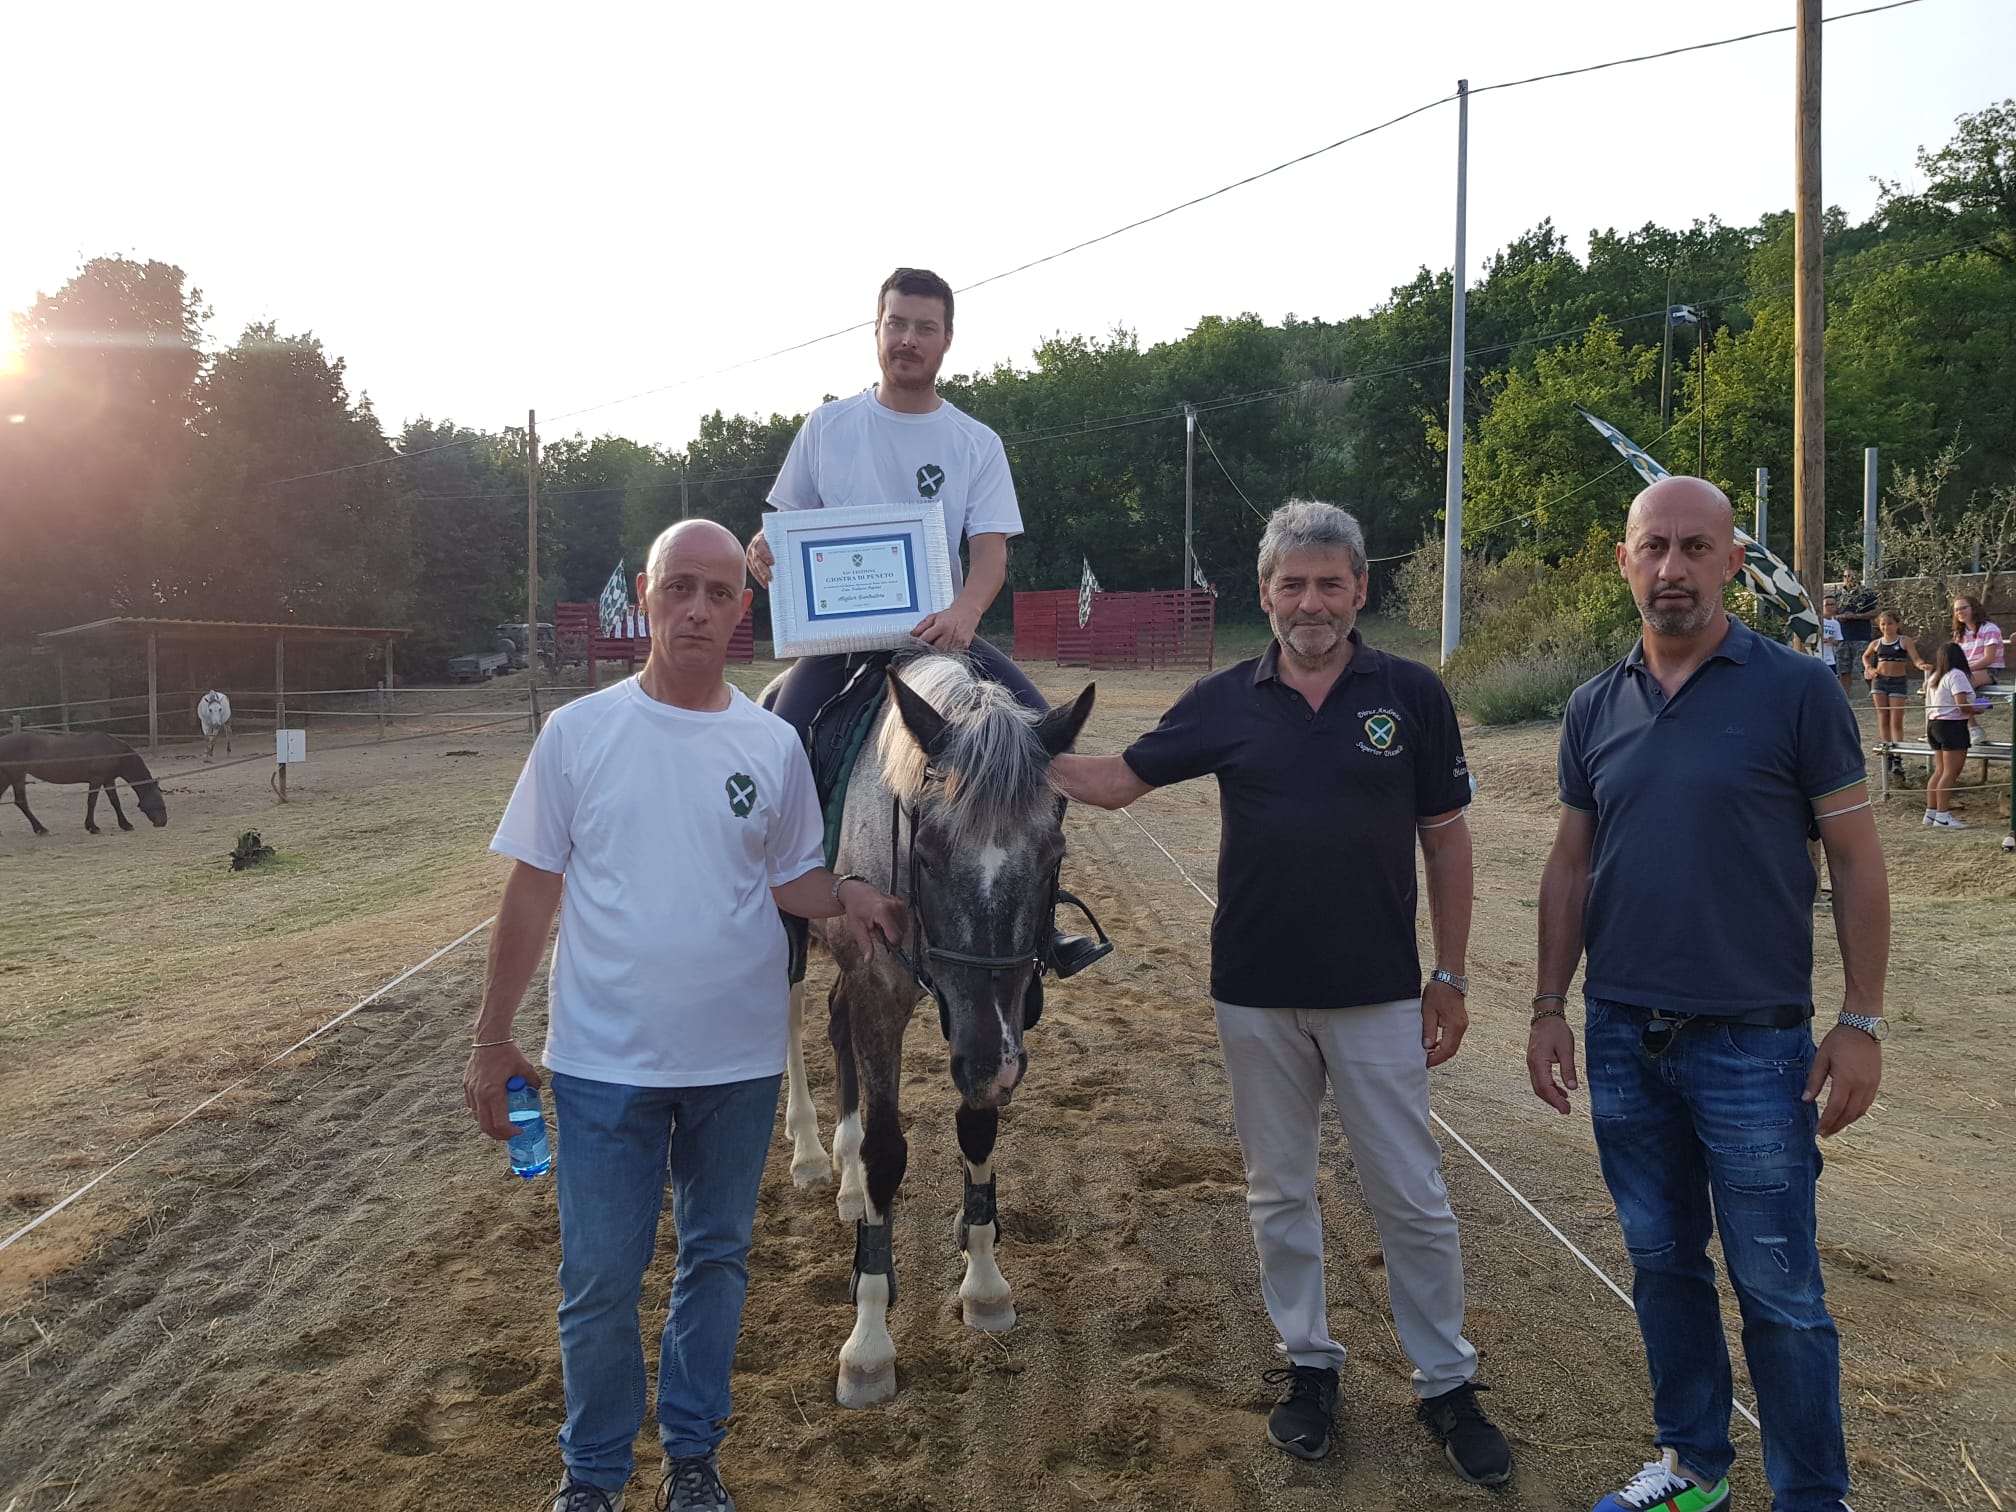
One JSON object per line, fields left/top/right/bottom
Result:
{"left": 1192, "top": 559, "right": 1215, "bottom": 596}
{"left": 1078, "top": 557, "right": 1100, "bottom": 629}
{"left": 597, "top": 561, "right": 629, "bottom": 636}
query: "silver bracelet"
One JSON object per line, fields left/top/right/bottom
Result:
{"left": 471, "top": 1037, "right": 517, "bottom": 1049}
{"left": 831, "top": 872, "right": 869, "bottom": 906}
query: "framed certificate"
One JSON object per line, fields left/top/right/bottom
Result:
{"left": 766, "top": 501, "right": 955, "bottom": 657}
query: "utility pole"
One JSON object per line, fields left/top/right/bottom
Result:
{"left": 1697, "top": 322, "right": 1708, "bottom": 476}
{"left": 1183, "top": 404, "right": 1196, "bottom": 593}
{"left": 527, "top": 409, "right": 540, "bottom": 686}
{"left": 1439, "top": 78, "right": 1470, "bottom": 667}
{"left": 680, "top": 455, "right": 691, "bottom": 520}
{"left": 1755, "top": 467, "right": 1769, "bottom": 548}
{"left": 1659, "top": 270, "right": 1675, "bottom": 425}
{"left": 1863, "top": 446, "right": 1879, "bottom": 580}
{"left": 1792, "top": 0, "right": 1825, "bottom": 643}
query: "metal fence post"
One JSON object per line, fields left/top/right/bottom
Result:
{"left": 376, "top": 680, "right": 387, "bottom": 741}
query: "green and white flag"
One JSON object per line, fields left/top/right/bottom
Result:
{"left": 598, "top": 561, "right": 629, "bottom": 636}
{"left": 1574, "top": 407, "right": 1821, "bottom": 647}
{"left": 1078, "top": 557, "right": 1100, "bottom": 629}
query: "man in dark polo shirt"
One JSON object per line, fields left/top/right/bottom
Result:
{"left": 1051, "top": 499, "right": 1512, "bottom": 1487}
{"left": 1528, "top": 475, "right": 1888, "bottom": 1512}
{"left": 1834, "top": 567, "right": 1878, "bottom": 689}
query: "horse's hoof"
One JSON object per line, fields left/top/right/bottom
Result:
{"left": 791, "top": 1152, "right": 832, "bottom": 1188}
{"left": 962, "top": 1296, "right": 1017, "bottom": 1332}
{"left": 85, "top": 826, "right": 99, "bottom": 835}
{"left": 836, "top": 1359, "right": 896, "bottom": 1408}
{"left": 836, "top": 1188, "right": 866, "bottom": 1223}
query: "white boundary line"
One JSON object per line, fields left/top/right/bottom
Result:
{"left": 0, "top": 915, "right": 496, "bottom": 1255}
{"left": 1110, "top": 806, "right": 1776, "bottom": 1437}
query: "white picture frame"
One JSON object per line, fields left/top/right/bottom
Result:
{"left": 765, "top": 501, "right": 955, "bottom": 658}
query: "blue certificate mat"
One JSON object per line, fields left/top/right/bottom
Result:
{"left": 766, "top": 501, "right": 955, "bottom": 657}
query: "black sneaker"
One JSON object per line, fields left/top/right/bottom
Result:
{"left": 543, "top": 1480, "right": 624, "bottom": 1512}
{"left": 657, "top": 1452, "right": 733, "bottom": 1511}
{"left": 1417, "top": 1381, "right": 1512, "bottom": 1486}
{"left": 1262, "top": 1364, "right": 1339, "bottom": 1460}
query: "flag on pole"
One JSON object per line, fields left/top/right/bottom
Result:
{"left": 1078, "top": 558, "right": 1100, "bottom": 629}
{"left": 1574, "top": 407, "right": 1821, "bottom": 647}
{"left": 598, "top": 561, "right": 629, "bottom": 636}
{"left": 1192, "top": 559, "right": 1215, "bottom": 595}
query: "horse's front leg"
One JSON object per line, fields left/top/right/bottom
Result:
{"left": 837, "top": 1006, "right": 907, "bottom": 1408}
{"left": 955, "top": 1103, "right": 1015, "bottom": 1331}
{"left": 105, "top": 785, "right": 133, "bottom": 831}
{"left": 84, "top": 785, "right": 101, "bottom": 834}
{"left": 784, "top": 976, "right": 829, "bottom": 1186}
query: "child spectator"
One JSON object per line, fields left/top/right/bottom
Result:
{"left": 1924, "top": 641, "right": 1977, "bottom": 829}
{"left": 1862, "top": 610, "right": 1927, "bottom": 780}
{"left": 1821, "top": 596, "right": 1848, "bottom": 696}
{"left": 1952, "top": 595, "right": 2004, "bottom": 748}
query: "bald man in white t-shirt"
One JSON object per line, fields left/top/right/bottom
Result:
{"left": 465, "top": 519, "right": 904, "bottom": 1512}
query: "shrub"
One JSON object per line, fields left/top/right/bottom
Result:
{"left": 1453, "top": 655, "right": 1595, "bottom": 725}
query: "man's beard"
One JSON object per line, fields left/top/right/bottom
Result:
{"left": 1271, "top": 613, "right": 1347, "bottom": 666}
{"left": 1639, "top": 587, "right": 1719, "bottom": 637}
{"left": 881, "top": 349, "right": 940, "bottom": 391}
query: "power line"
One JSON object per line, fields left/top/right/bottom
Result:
{"left": 1470, "top": 0, "right": 1925, "bottom": 97}
{"left": 1194, "top": 419, "right": 1269, "bottom": 522}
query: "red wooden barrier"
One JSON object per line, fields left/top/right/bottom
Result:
{"left": 1014, "top": 589, "right": 1214, "bottom": 671}
{"left": 558, "top": 601, "right": 755, "bottom": 687}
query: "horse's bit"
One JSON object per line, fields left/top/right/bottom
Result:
{"left": 882, "top": 788, "right": 1108, "bottom": 1039}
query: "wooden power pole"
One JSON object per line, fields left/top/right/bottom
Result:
{"left": 1792, "top": 0, "right": 1825, "bottom": 633}
{"left": 527, "top": 409, "right": 540, "bottom": 686}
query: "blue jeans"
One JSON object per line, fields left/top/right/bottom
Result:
{"left": 1585, "top": 998, "right": 1849, "bottom": 1512}
{"left": 548, "top": 1070, "right": 781, "bottom": 1491}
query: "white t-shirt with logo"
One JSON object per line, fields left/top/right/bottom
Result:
{"left": 767, "top": 388, "right": 1024, "bottom": 593}
{"left": 491, "top": 678, "right": 825, "bottom": 1087}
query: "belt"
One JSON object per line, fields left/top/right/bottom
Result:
{"left": 1645, "top": 1003, "right": 1811, "bottom": 1028}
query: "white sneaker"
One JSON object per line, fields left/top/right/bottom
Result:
{"left": 1923, "top": 809, "right": 1938, "bottom": 825}
{"left": 1933, "top": 812, "right": 1969, "bottom": 829}
{"left": 1970, "top": 726, "right": 1987, "bottom": 747}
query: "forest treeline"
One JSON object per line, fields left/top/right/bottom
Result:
{"left": 2, "top": 101, "right": 2010, "bottom": 692}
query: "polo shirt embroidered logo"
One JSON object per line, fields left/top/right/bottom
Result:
{"left": 915, "top": 463, "right": 945, "bottom": 498}
{"left": 1360, "top": 711, "right": 1402, "bottom": 755}
{"left": 725, "top": 772, "right": 757, "bottom": 818}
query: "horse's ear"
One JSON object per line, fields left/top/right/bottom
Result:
{"left": 1035, "top": 683, "right": 1095, "bottom": 758}
{"left": 888, "top": 669, "right": 950, "bottom": 759}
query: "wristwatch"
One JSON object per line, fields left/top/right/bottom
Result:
{"left": 1428, "top": 968, "right": 1468, "bottom": 995}
{"left": 1836, "top": 1011, "right": 1889, "bottom": 1042}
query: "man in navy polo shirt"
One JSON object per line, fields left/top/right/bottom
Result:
{"left": 1528, "top": 475, "right": 1888, "bottom": 1512}
{"left": 1051, "top": 499, "right": 1513, "bottom": 1487}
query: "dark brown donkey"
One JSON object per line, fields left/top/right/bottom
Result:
{"left": 0, "top": 731, "right": 169, "bottom": 835}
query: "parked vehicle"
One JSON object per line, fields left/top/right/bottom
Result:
{"left": 493, "top": 622, "right": 560, "bottom": 670}
{"left": 449, "top": 649, "right": 511, "bottom": 682}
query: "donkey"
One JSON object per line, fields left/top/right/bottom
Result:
{"left": 0, "top": 731, "right": 169, "bottom": 835}
{"left": 782, "top": 653, "right": 1093, "bottom": 1407}
{"left": 197, "top": 690, "right": 233, "bottom": 760}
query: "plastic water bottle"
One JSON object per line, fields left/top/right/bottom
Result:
{"left": 506, "top": 1076, "right": 551, "bottom": 1178}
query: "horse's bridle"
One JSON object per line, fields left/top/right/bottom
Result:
{"left": 882, "top": 787, "right": 1108, "bottom": 1038}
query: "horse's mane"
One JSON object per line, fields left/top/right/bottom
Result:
{"left": 876, "top": 654, "right": 1050, "bottom": 849}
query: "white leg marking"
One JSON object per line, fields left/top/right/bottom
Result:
{"left": 784, "top": 980, "right": 829, "bottom": 1187}
{"left": 834, "top": 1111, "right": 866, "bottom": 1223}
{"left": 837, "top": 1195, "right": 897, "bottom": 1408}
{"left": 958, "top": 1157, "right": 1016, "bottom": 1332}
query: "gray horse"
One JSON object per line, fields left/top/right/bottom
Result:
{"left": 780, "top": 652, "right": 1093, "bottom": 1407}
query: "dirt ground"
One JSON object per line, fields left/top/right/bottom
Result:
{"left": 1, "top": 643, "right": 2011, "bottom": 1511}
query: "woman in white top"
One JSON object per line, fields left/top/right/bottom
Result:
{"left": 1923, "top": 641, "right": 1979, "bottom": 829}
{"left": 1953, "top": 595, "right": 2004, "bottom": 747}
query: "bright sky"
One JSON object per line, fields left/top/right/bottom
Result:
{"left": 5, "top": 0, "right": 2008, "bottom": 454}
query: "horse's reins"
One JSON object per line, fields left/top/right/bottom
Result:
{"left": 882, "top": 785, "right": 1109, "bottom": 1040}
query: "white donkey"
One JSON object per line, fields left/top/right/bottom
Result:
{"left": 197, "top": 690, "right": 233, "bottom": 760}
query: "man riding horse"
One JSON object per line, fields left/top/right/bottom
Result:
{"left": 747, "top": 266, "right": 1111, "bottom": 986}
